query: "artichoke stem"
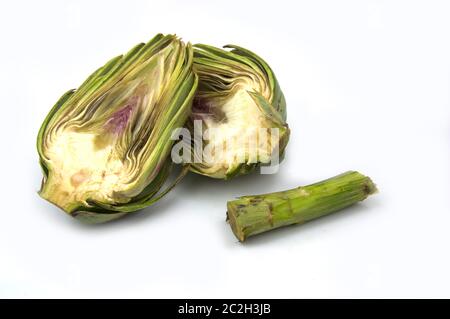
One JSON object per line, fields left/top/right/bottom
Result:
{"left": 227, "top": 171, "right": 377, "bottom": 242}
{"left": 39, "top": 175, "right": 80, "bottom": 214}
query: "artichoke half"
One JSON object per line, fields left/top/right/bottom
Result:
{"left": 189, "top": 44, "right": 289, "bottom": 179}
{"left": 37, "top": 34, "right": 198, "bottom": 223}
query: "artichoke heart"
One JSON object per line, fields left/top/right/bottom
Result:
{"left": 190, "top": 44, "right": 289, "bottom": 179}
{"left": 37, "top": 34, "right": 197, "bottom": 223}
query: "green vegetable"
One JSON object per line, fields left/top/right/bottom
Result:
{"left": 37, "top": 34, "right": 198, "bottom": 223}
{"left": 189, "top": 44, "right": 290, "bottom": 179}
{"left": 227, "top": 171, "right": 377, "bottom": 242}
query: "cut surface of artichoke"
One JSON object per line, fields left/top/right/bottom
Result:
{"left": 37, "top": 34, "right": 197, "bottom": 221}
{"left": 43, "top": 131, "right": 126, "bottom": 209}
{"left": 190, "top": 44, "right": 289, "bottom": 179}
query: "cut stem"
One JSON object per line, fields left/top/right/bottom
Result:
{"left": 227, "top": 171, "right": 377, "bottom": 242}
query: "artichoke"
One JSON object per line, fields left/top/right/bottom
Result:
{"left": 189, "top": 44, "right": 290, "bottom": 179}
{"left": 37, "top": 34, "right": 198, "bottom": 223}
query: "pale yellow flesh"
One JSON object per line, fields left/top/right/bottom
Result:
{"left": 40, "top": 130, "right": 128, "bottom": 212}
{"left": 198, "top": 83, "right": 276, "bottom": 178}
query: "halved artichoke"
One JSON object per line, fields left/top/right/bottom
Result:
{"left": 190, "top": 44, "right": 289, "bottom": 179}
{"left": 37, "top": 34, "right": 198, "bottom": 223}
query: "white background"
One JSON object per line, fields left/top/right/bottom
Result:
{"left": 0, "top": 0, "right": 449, "bottom": 298}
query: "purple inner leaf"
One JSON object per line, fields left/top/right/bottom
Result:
{"left": 191, "top": 97, "right": 227, "bottom": 123}
{"left": 192, "top": 97, "right": 212, "bottom": 114}
{"left": 105, "top": 96, "right": 138, "bottom": 134}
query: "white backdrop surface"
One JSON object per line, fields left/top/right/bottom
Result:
{"left": 0, "top": 0, "right": 449, "bottom": 298}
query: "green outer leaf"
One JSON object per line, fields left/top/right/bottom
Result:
{"left": 71, "top": 211, "right": 128, "bottom": 224}
{"left": 248, "top": 91, "right": 285, "bottom": 126}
